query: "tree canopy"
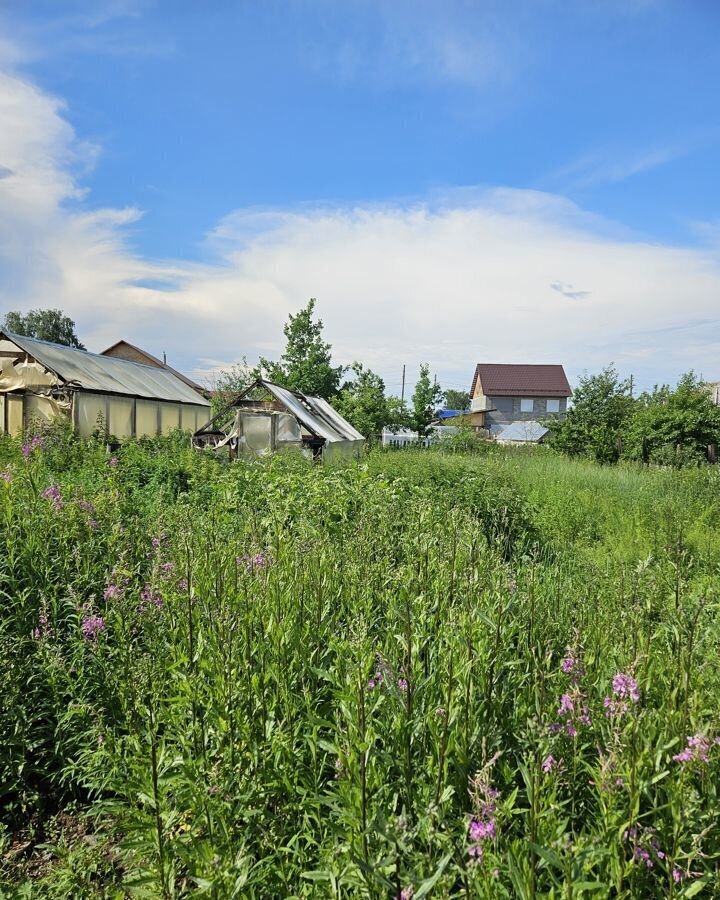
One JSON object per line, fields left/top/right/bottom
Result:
{"left": 259, "top": 299, "right": 344, "bottom": 400}
{"left": 3, "top": 309, "right": 85, "bottom": 350}
{"left": 550, "top": 366, "right": 720, "bottom": 467}
{"left": 443, "top": 389, "right": 471, "bottom": 411}
{"left": 410, "top": 364, "right": 444, "bottom": 438}
{"left": 336, "top": 363, "right": 393, "bottom": 439}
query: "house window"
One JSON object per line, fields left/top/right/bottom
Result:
{"left": 546, "top": 398, "right": 560, "bottom": 413}
{"left": 520, "top": 398, "right": 534, "bottom": 413}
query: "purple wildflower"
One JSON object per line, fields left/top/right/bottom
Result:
{"left": 103, "top": 584, "right": 123, "bottom": 601}
{"left": 558, "top": 694, "right": 574, "bottom": 716}
{"left": 108, "top": 456, "right": 119, "bottom": 467}
{"left": 542, "top": 754, "right": 558, "bottom": 774}
{"left": 467, "top": 764, "right": 499, "bottom": 863}
{"left": 238, "top": 552, "right": 270, "bottom": 572}
{"left": 435, "top": 707, "right": 446, "bottom": 716}
{"left": 22, "top": 435, "right": 44, "bottom": 457}
{"left": 397, "top": 677, "right": 408, "bottom": 692}
{"left": 399, "top": 887, "right": 414, "bottom": 900}
{"left": 624, "top": 825, "right": 665, "bottom": 869}
{"left": 81, "top": 613, "right": 106, "bottom": 641}
{"left": 673, "top": 733, "right": 714, "bottom": 764}
{"left": 612, "top": 672, "right": 640, "bottom": 703}
{"left": 139, "top": 584, "right": 163, "bottom": 613}
{"left": 367, "top": 678, "right": 377, "bottom": 690}
{"left": 41, "top": 485, "right": 63, "bottom": 511}
{"left": 1, "top": 467, "right": 11, "bottom": 483}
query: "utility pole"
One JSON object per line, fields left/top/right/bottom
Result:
{"left": 629, "top": 374, "right": 633, "bottom": 397}
{"left": 401, "top": 364, "right": 406, "bottom": 405}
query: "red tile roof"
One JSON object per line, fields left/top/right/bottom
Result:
{"left": 471, "top": 363, "right": 571, "bottom": 398}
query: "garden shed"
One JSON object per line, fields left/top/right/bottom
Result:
{"left": 0, "top": 330, "right": 210, "bottom": 438}
{"left": 193, "top": 379, "right": 364, "bottom": 460}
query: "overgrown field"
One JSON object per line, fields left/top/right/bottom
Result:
{"left": 1, "top": 431, "right": 719, "bottom": 898}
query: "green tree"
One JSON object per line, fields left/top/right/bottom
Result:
{"left": 259, "top": 299, "right": 344, "bottom": 399}
{"left": 625, "top": 372, "right": 720, "bottom": 467}
{"left": 550, "top": 365, "right": 634, "bottom": 463}
{"left": 411, "top": 363, "right": 444, "bottom": 438}
{"left": 209, "top": 359, "right": 253, "bottom": 415}
{"left": 443, "top": 389, "right": 471, "bottom": 410}
{"left": 336, "top": 363, "right": 392, "bottom": 440}
{"left": 3, "top": 308, "right": 85, "bottom": 349}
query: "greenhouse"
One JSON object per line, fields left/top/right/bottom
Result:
{"left": 193, "top": 378, "right": 364, "bottom": 460}
{"left": 0, "top": 330, "right": 210, "bottom": 439}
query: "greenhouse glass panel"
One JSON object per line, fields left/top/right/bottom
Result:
{"left": 109, "top": 397, "right": 134, "bottom": 439}
{"left": 136, "top": 399, "right": 159, "bottom": 437}
{"left": 77, "top": 394, "right": 107, "bottom": 437}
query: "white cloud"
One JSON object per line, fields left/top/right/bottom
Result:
{"left": 1, "top": 61, "right": 720, "bottom": 398}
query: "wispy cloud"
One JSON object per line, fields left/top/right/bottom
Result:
{"left": 303, "top": 0, "right": 523, "bottom": 90}
{"left": 546, "top": 143, "right": 687, "bottom": 191}
{"left": 550, "top": 281, "right": 591, "bottom": 301}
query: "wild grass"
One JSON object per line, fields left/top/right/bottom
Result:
{"left": 0, "top": 431, "right": 718, "bottom": 897}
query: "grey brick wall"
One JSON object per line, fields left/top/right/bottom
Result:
{"left": 485, "top": 396, "right": 567, "bottom": 430}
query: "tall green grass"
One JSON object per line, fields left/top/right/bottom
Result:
{"left": 0, "top": 432, "right": 718, "bottom": 897}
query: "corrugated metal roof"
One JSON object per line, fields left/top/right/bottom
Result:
{"left": 262, "top": 381, "right": 363, "bottom": 442}
{"left": 495, "top": 420, "right": 549, "bottom": 443}
{"left": 2, "top": 331, "right": 210, "bottom": 406}
{"left": 471, "top": 364, "right": 571, "bottom": 398}
{"left": 101, "top": 340, "right": 206, "bottom": 393}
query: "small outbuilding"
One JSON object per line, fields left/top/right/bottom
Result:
{"left": 0, "top": 330, "right": 210, "bottom": 438}
{"left": 193, "top": 379, "right": 364, "bottom": 460}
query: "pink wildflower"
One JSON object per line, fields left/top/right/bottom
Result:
{"left": 81, "top": 613, "right": 105, "bottom": 641}
{"left": 673, "top": 733, "right": 714, "bottom": 764}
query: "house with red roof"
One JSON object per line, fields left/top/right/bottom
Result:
{"left": 469, "top": 363, "right": 572, "bottom": 434}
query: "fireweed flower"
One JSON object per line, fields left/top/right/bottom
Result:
{"left": 139, "top": 585, "right": 163, "bottom": 613}
{"left": 1, "top": 467, "right": 11, "bottom": 483}
{"left": 542, "top": 754, "right": 559, "bottom": 774}
{"left": 467, "top": 764, "right": 500, "bottom": 864}
{"left": 103, "top": 584, "right": 123, "bottom": 602}
{"left": 22, "top": 435, "right": 44, "bottom": 457}
{"left": 555, "top": 688, "right": 591, "bottom": 737}
{"left": 108, "top": 456, "right": 119, "bottom": 467}
{"left": 41, "top": 485, "right": 63, "bottom": 511}
{"left": 238, "top": 552, "right": 270, "bottom": 572}
{"left": 399, "top": 887, "right": 414, "bottom": 900}
{"left": 81, "top": 613, "right": 106, "bottom": 641}
{"left": 623, "top": 826, "right": 665, "bottom": 869}
{"left": 673, "top": 733, "right": 715, "bottom": 764}
{"left": 33, "top": 610, "right": 52, "bottom": 640}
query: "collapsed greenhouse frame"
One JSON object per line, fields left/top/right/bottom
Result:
{"left": 193, "top": 379, "right": 365, "bottom": 460}
{"left": 0, "top": 330, "right": 211, "bottom": 439}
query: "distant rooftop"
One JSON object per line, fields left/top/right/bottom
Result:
{"left": 471, "top": 363, "right": 571, "bottom": 398}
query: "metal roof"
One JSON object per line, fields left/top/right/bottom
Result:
{"left": 471, "top": 364, "right": 571, "bottom": 398}
{"left": 101, "top": 339, "right": 206, "bottom": 393}
{"left": 495, "top": 420, "right": 550, "bottom": 443}
{"left": 2, "top": 331, "right": 210, "bottom": 406}
{"left": 262, "top": 381, "right": 363, "bottom": 443}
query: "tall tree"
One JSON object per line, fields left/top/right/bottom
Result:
{"left": 336, "top": 363, "right": 395, "bottom": 439}
{"left": 549, "top": 365, "right": 634, "bottom": 463}
{"left": 411, "top": 363, "right": 444, "bottom": 437}
{"left": 443, "top": 389, "right": 471, "bottom": 410}
{"left": 259, "top": 299, "right": 344, "bottom": 399}
{"left": 3, "top": 308, "right": 85, "bottom": 349}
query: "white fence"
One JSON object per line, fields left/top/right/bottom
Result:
{"left": 381, "top": 426, "right": 459, "bottom": 448}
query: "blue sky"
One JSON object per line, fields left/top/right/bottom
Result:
{"left": 1, "top": 0, "right": 720, "bottom": 395}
